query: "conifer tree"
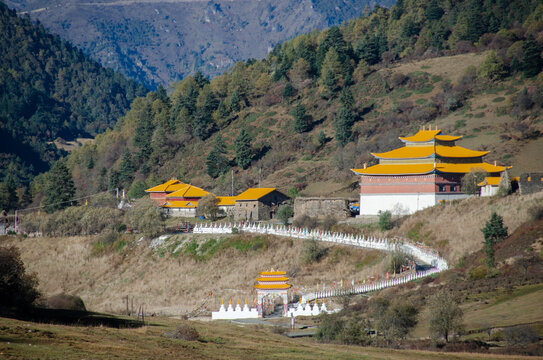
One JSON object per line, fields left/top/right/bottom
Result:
{"left": 206, "top": 135, "right": 229, "bottom": 178}
{"left": 87, "top": 155, "right": 94, "bottom": 170}
{"left": 334, "top": 106, "right": 355, "bottom": 147}
{"left": 108, "top": 169, "right": 119, "bottom": 192}
{"left": 42, "top": 160, "right": 75, "bottom": 213}
{"left": 234, "top": 129, "right": 252, "bottom": 169}
{"left": 282, "top": 82, "right": 293, "bottom": 99}
{"left": 481, "top": 212, "right": 508, "bottom": 267}
{"left": 522, "top": 35, "right": 543, "bottom": 78}
{"left": 292, "top": 102, "right": 310, "bottom": 133}
{"left": 230, "top": 90, "right": 241, "bottom": 113}
{"left": 118, "top": 150, "right": 136, "bottom": 188}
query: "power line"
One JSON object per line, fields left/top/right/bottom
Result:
{"left": 9, "top": 189, "right": 118, "bottom": 214}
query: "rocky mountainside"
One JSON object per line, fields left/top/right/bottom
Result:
{"left": 4, "top": 0, "right": 394, "bottom": 89}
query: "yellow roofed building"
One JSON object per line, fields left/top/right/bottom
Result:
{"left": 233, "top": 188, "right": 289, "bottom": 221}
{"left": 351, "top": 127, "right": 507, "bottom": 215}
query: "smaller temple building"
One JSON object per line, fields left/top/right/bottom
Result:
{"left": 233, "top": 188, "right": 289, "bottom": 221}
{"left": 254, "top": 271, "right": 291, "bottom": 317}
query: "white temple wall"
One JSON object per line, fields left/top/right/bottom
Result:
{"left": 359, "top": 193, "right": 436, "bottom": 215}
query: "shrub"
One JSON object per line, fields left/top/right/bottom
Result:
{"left": 124, "top": 197, "right": 164, "bottom": 237}
{"left": 43, "top": 293, "right": 86, "bottom": 311}
{"left": 293, "top": 214, "right": 317, "bottom": 229}
{"left": 0, "top": 246, "right": 40, "bottom": 308}
{"left": 277, "top": 205, "right": 293, "bottom": 226}
{"left": 172, "top": 322, "right": 200, "bottom": 341}
{"left": 322, "top": 216, "right": 337, "bottom": 231}
{"left": 503, "top": 325, "right": 539, "bottom": 347}
{"left": 386, "top": 252, "right": 409, "bottom": 274}
{"left": 378, "top": 210, "right": 393, "bottom": 231}
{"left": 303, "top": 239, "right": 326, "bottom": 264}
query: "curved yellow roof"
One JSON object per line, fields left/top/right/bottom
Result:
{"left": 161, "top": 200, "right": 198, "bottom": 208}
{"left": 399, "top": 130, "right": 462, "bottom": 143}
{"left": 436, "top": 163, "right": 505, "bottom": 174}
{"left": 256, "top": 277, "right": 290, "bottom": 282}
{"left": 145, "top": 179, "right": 187, "bottom": 193}
{"left": 352, "top": 162, "right": 505, "bottom": 175}
{"left": 254, "top": 284, "right": 291, "bottom": 290}
{"left": 352, "top": 164, "right": 435, "bottom": 175}
{"left": 236, "top": 188, "right": 277, "bottom": 201}
{"left": 259, "top": 271, "right": 286, "bottom": 276}
{"left": 372, "top": 146, "right": 488, "bottom": 159}
{"left": 399, "top": 130, "right": 441, "bottom": 142}
{"left": 166, "top": 185, "right": 210, "bottom": 198}
{"left": 436, "top": 135, "right": 462, "bottom": 141}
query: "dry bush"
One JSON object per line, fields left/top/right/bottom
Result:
{"left": 171, "top": 322, "right": 200, "bottom": 341}
{"left": 42, "top": 293, "right": 86, "bottom": 311}
{"left": 293, "top": 214, "right": 317, "bottom": 229}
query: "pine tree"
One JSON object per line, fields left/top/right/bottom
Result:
{"left": 292, "top": 102, "right": 310, "bottom": 133}
{"left": 282, "top": 82, "right": 293, "bottom": 99}
{"left": 230, "top": 90, "right": 241, "bottom": 113}
{"left": 206, "top": 135, "right": 229, "bottom": 178}
{"left": 118, "top": 150, "right": 136, "bottom": 188}
{"left": 334, "top": 105, "right": 355, "bottom": 147}
{"left": 481, "top": 212, "right": 508, "bottom": 267}
{"left": 425, "top": 0, "right": 444, "bottom": 21}
{"left": 42, "top": 160, "right": 75, "bottom": 213}
{"left": 522, "top": 35, "right": 543, "bottom": 78}
{"left": 87, "top": 155, "right": 94, "bottom": 170}
{"left": 4, "top": 173, "right": 19, "bottom": 211}
{"left": 108, "top": 169, "right": 119, "bottom": 192}
{"left": 317, "top": 130, "right": 327, "bottom": 147}
{"left": 234, "top": 129, "right": 252, "bottom": 169}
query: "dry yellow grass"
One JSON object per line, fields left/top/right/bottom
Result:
{"left": 4, "top": 234, "right": 388, "bottom": 316}
{"left": 389, "top": 52, "right": 488, "bottom": 84}
{"left": 395, "top": 192, "right": 543, "bottom": 264}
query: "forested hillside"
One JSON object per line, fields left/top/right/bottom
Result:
{"left": 28, "top": 0, "right": 543, "bottom": 208}
{"left": 0, "top": 2, "right": 147, "bottom": 188}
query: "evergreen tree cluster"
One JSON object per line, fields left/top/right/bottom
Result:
{"left": 0, "top": 3, "right": 147, "bottom": 186}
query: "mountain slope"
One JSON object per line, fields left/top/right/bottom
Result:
{"left": 0, "top": 2, "right": 147, "bottom": 184}
{"left": 4, "top": 0, "right": 394, "bottom": 89}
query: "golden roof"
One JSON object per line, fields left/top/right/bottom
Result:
{"left": 399, "top": 129, "right": 461, "bottom": 143}
{"left": 161, "top": 200, "right": 198, "bottom": 208}
{"left": 372, "top": 145, "right": 488, "bottom": 159}
{"left": 145, "top": 179, "right": 187, "bottom": 193}
{"left": 235, "top": 188, "right": 277, "bottom": 201}
{"left": 259, "top": 271, "right": 286, "bottom": 276}
{"left": 352, "top": 164, "right": 435, "bottom": 175}
{"left": 253, "top": 284, "right": 291, "bottom": 290}
{"left": 216, "top": 196, "right": 236, "bottom": 206}
{"left": 256, "top": 277, "right": 290, "bottom": 282}
{"left": 352, "top": 162, "right": 506, "bottom": 175}
{"left": 166, "top": 185, "right": 210, "bottom": 198}
{"left": 478, "top": 176, "right": 501, "bottom": 186}
{"left": 436, "top": 134, "right": 462, "bottom": 141}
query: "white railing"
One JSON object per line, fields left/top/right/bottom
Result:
{"left": 193, "top": 222, "right": 448, "bottom": 301}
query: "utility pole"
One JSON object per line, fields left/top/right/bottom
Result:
{"left": 231, "top": 170, "right": 234, "bottom": 196}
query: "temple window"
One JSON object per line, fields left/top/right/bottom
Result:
{"left": 439, "top": 185, "right": 446, "bottom": 192}
{"left": 450, "top": 185, "right": 457, "bottom": 192}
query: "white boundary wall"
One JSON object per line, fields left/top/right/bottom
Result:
{"left": 195, "top": 221, "right": 448, "bottom": 311}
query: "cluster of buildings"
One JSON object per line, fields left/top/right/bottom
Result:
{"left": 145, "top": 180, "right": 288, "bottom": 220}
{"left": 145, "top": 127, "right": 538, "bottom": 219}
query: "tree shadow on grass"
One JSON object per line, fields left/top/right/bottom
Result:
{"left": 0, "top": 306, "right": 151, "bottom": 328}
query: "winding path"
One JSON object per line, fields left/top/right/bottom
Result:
{"left": 193, "top": 222, "right": 448, "bottom": 301}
